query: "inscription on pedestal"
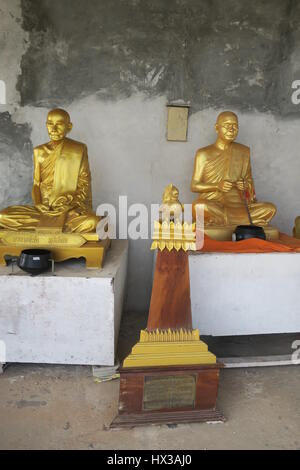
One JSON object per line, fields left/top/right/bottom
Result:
{"left": 143, "top": 375, "right": 196, "bottom": 411}
{"left": 0, "top": 230, "right": 86, "bottom": 248}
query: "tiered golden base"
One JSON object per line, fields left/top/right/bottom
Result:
{"left": 203, "top": 225, "right": 279, "bottom": 241}
{"left": 151, "top": 221, "right": 196, "bottom": 251}
{"left": 123, "top": 328, "right": 216, "bottom": 367}
{"left": 0, "top": 229, "right": 110, "bottom": 268}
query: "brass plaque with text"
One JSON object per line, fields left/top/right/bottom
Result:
{"left": 143, "top": 375, "right": 196, "bottom": 411}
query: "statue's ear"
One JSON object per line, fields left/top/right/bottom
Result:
{"left": 215, "top": 123, "right": 219, "bottom": 133}
{"left": 67, "top": 122, "right": 73, "bottom": 133}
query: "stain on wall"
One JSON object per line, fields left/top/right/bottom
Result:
{"left": 0, "top": 112, "right": 32, "bottom": 208}
{"left": 18, "top": 0, "right": 300, "bottom": 116}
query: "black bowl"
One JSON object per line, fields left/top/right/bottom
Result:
{"left": 18, "top": 249, "right": 52, "bottom": 275}
{"left": 234, "top": 225, "right": 266, "bottom": 242}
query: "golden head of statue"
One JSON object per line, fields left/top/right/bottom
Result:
{"left": 0, "top": 108, "right": 101, "bottom": 234}
{"left": 159, "top": 184, "right": 183, "bottom": 223}
{"left": 190, "top": 110, "right": 277, "bottom": 237}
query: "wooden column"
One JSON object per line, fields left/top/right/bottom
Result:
{"left": 147, "top": 250, "right": 192, "bottom": 331}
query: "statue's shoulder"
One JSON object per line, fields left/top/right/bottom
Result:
{"left": 195, "top": 144, "right": 215, "bottom": 160}
{"left": 64, "top": 137, "right": 87, "bottom": 153}
{"left": 33, "top": 138, "right": 87, "bottom": 154}
{"left": 33, "top": 143, "right": 48, "bottom": 153}
{"left": 233, "top": 142, "right": 250, "bottom": 157}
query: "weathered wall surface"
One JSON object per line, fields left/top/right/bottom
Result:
{"left": 0, "top": 1, "right": 32, "bottom": 207}
{"left": 17, "top": 0, "right": 300, "bottom": 116}
{"left": 1, "top": 0, "right": 300, "bottom": 311}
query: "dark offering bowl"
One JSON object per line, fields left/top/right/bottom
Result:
{"left": 18, "top": 249, "right": 52, "bottom": 275}
{"left": 234, "top": 225, "right": 266, "bottom": 242}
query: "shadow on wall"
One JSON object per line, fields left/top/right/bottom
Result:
{"left": 0, "top": 112, "right": 32, "bottom": 208}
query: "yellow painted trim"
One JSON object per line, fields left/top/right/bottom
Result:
{"left": 151, "top": 221, "right": 196, "bottom": 251}
{"left": 123, "top": 329, "right": 216, "bottom": 368}
{"left": 140, "top": 328, "right": 200, "bottom": 342}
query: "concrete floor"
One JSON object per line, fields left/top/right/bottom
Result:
{"left": 0, "top": 311, "right": 299, "bottom": 450}
{"left": 0, "top": 364, "right": 299, "bottom": 450}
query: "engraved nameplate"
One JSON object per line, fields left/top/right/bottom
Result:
{"left": 143, "top": 375, "right": 196, "bottom": 411}
{"left": 0, "top": 230, "right": 86, "bottom": 248}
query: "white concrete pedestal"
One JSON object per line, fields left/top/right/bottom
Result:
{"left": 189, "top": 252, "right": 300, "bottom": 336}
{"left": 0, "top": 240, "right": 128, "bottom": 366}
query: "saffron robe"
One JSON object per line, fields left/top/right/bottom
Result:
{"left": 191, "top": 142, "right": 276, "bottom": 225}
{"left": 0, "top": 138, "right": 100, "bottom": 233}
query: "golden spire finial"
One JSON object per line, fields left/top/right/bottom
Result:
{"left": 159, "top": 183, "right": 183, "bottom": 223}
{"left": 152, "top": 184, "right": 195, "bottom": 251}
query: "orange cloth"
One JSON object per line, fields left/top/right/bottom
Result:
{"left": 197, "top": 231, "right": 300, "bottom": 253}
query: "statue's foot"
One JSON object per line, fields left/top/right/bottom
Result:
{"left": 81, "top": 232, "right": 99, "bottom": 242}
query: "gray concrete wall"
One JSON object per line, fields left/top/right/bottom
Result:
{"left": 1, "top": 0, "right": 300, "bottom": 311}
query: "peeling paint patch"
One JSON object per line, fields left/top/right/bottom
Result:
{"left": 0, "top": 111, "right": 33, "bottom": 207}
{"left": 0, "top": 80, "right": 6, "bottom": 105}
{"left": 247, "top": 71, "right": 264, "bottom": 88}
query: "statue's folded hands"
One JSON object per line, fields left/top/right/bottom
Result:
{"left": 218, "top": 180, "right": 233, "bottom": 193}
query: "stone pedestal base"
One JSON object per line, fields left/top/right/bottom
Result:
{"left": 189, "top": 250, "right": 300, "bottom": 335}
{"left": 0, "top": 240, "right": 128, "bottom": 365}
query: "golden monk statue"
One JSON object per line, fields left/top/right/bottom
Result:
{"left": 294, "top": 217, "right": 300, "bottom": 238}
{"left": 159, "top": 184, "right": 183, "bottom": 223}
{"left": 0, "top": 108, "right": 100, "bottom": 233}
{"left": 191, "top": 111, "right": 277, "bottom": 234}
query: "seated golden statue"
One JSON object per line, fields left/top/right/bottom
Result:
{"left": 294, "top": 217, "right": 300, "bottom": 238}
{"left": 159, "top": 184, "right": 183, "bottom": 223}
{"left": 191, "top": 111, "right": 277, "bottom": 239}
{"left": 0, "top": 108, "right": 100, "bottom": 233}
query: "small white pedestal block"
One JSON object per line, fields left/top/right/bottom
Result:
{"left": 0, "top": 240, "right": 128, "bottom": 366}
{"left": 189, "top": 252, "right": 300, "bottom": 336}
